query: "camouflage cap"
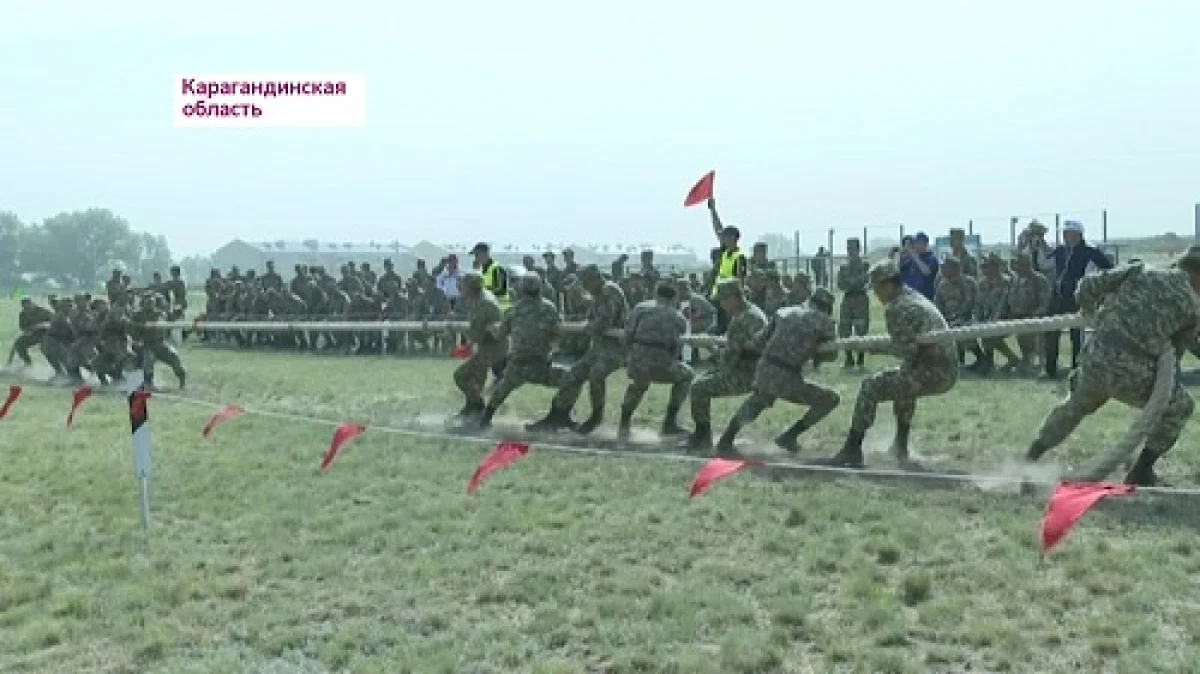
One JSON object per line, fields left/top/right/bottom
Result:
{"left": 949, "top": 227, "right": 965, "bottom": 235}
{"left": 809, "top": 288, "right": 834, "bottom": 311}
{"left": 1174, "top": 245, "right": 1200, "bottom": 271}
{"left": 982, "top": 252, "right": 1002, "bottom": 266}
{"left": 578, "top": 264, "right": 602, "bottom": 282}
{"left": 868, "top": 260, "right": 901, "bottom": 285}
{"left": 1028, "top": 219, "right": 1047, "bottom": 235}
{"left": 713, "top": 278, "right": 744, "bottom": 300}
{"left": 942, "top": 256, "right": 961, "bottom": 268}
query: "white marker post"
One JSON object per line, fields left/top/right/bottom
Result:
{"left": 124, "top": 371, "right": 154, "bottom": 536}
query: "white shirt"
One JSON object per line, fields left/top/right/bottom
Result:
{"left": 437, "top": 268, "right": 461, "bottom": 298}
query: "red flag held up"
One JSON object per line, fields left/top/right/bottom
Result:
{"left": 683, "top": 170, "right": 716, "bottom": 207}
{"left": 0, "top": 385, "right": 21, "bottom": 420}
{"left": 203, "top": 404, "right": 245, "bottom": 438}
{"left": 468, "top": 441, "right": 530, "bottom": 492}
{"left": 449, "top": 344, "right": 471, "bottom": 359}
{"left": 66, "top": 386, "right": 94, "bottom": 427}
{"left": 321, "top": 422, "right": 367, "bottom": 470}
{"left": 1041, "top": 481, "right": 1134, "bottom": 553}
{"left": 690, "top": 457, "right": 762, "bottom": 497}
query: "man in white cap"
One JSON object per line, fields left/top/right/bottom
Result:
{"left": 1043, "top": 220, "right": 1113, "bottom": 379}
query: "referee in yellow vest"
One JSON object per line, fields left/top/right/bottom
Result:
{"left": 470, "top": 241, "right": 510, "bottom": 379}
{"left": 707, "top": 197, "right": 748, "bottom": 333}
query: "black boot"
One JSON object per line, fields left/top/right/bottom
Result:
{"left": 1124, "top": 450, "right": 1160, "bottom": 486}
{"left": 660, "top": 405, "right": 686, "bottom": 437}
{"left": 617, "top": 408, "right": 633, "bottom": 441}
{"left": 526, "top": 406, "right": 573, "bottom": 432}
{"left": 891, "top": 423, "right": 911, "bottom": 462}
{"left": 813, "top": 429, "right": 865, "bottom": 468}
{"left": 477, "top": 405, "right": 497, "bottom": 430}
{"left": 843, "top": 353, "right": 855, "bottom": 369}
{"left": 774, "top": 419, "right": 809, "bottom": 453}
{"left": 856, "top": 352, "right": 865, "bottom": 367}
{"left": 455, "top": 399, "right": 484, "bottom": 419}
{"left": 682, "top": 423, "right": 712, "bottom": 451}
{"left": 574, "top": 409, "right": 604, "bottom": 435}
{"left": 1025, "top": 439, "right": 1050, "bottom": 463}
{"left": 715, "top": 420, "right": 742, "bottom": 456}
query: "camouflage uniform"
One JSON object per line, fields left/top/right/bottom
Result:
{"left": 818, "top": 261, "right": 959, "bottom": 467}
{"left": 1027, "top": 262, "right": 1199, "bottom": 485}
{"left": 974, "top": 257, "right": 1020, "bottom": 371}
{"left": 10, "top": 300, "right": 52, "bottom": 367}
{"left": 478, "top": 276, "right": 565, "bottom": 428}
{"left": 934, "top": 258, "right": 984, "bottom": 365}
{"left": 43, "top": 305, "right": 75, "bottom": 376}
{"left": 131, "top": 298, "right": 187, "bottom": 388}
{"left": 619, "top": 289, "right": 693, "bottom": 439}
{"left": 453, "top": 280, "right": 508, "bottom": 415}
{"left": 685, "top": 280, "right": 768, "bottom": 449}
{"left": 716, "top": 290, "right": 841, "bottom": 454}
{"left": 836, "top": 252, "right": 871, "bottom": 367}
{"left": 531, "top": 267, "right": 628, "bottom": 433}
{"left": 92, "top": 306, "right": 132, "bottom": 384}
{"left": 1006, "top": 255, "right": 1052, "bottom": 368}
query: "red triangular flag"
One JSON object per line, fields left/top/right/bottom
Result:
{"left": 0, "top": 385, "right": 21, "bottom": 420}
{"left": 320, "top": 422, "right": 367, "bottom": 470}
{"left": 1041, "top": 481, "right": 1134, "bottom": 553}
{"left": 689, "top": 457, "right": 762, "bottom": 497}
{"left": 467, "top": 441, "right": 530, "bottom": 493}
{"left": 131, "top": 390, "right": 151, "bottom": 420}
{"left": 449, "top": 344, "right": 471, "bottom": 359}
{"left": 66, "top": 386, "right": 94, "bottom": 427}
{"left": 203, "top": 404, "right": 245, "bottom": 438}
{"left": 683, "top": 170, "right": 716, "bottom": 207}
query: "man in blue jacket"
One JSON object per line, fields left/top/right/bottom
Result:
{"left": 1044, "top": 220, "right": 1114, "bottom": 378}
{"left": 898, "top": 232, "right": 939, "bottom": 300}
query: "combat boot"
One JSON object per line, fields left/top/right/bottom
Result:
{"left": 477, "top": 405, "right": 498, "bottom": 430}
{"left": 525, "top": 405, "right": 574, "bottom": 433}
{"left": 773, "top": 419, "right": 809, "bottom": 454}
{"left": 856, "top": 352, "right": 865, "bottom": 368}
{"left": 813, "top": 429, "right": 865, "bottom": 468}
{"left": 1025, "top": 439, "right": 1050, "bottom": 463}
{"left": 891, "top": 422, "right": 911, "bottom": 462}
{"left": 715, "top": 420, "right": 743, "bottom": 456}
{"left": 660, "top": 404, "right": 686, "bottom": 437}
{"left": 617, "top": 408, "right": 634, "bottom": 442}
{"left": 843, "top": 352, "right": 855, "bottom": 369}
{"left": 574, "top": 408, "right": 604, "bottom": 436}
{"left": 1124, "top": 450, "right": 1161, "bottom": 486}
{"left": 682, "top": 423, "right": 712, "bottom": 451}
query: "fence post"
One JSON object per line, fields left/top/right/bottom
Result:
{"left": 1055, "top": 213, "right": 1062, "bottom": 246}
{"left": 968, "top": 219, "right": 974, "bottom": 236}
{"left": 1101, "top": 209, "right": 1108, "bottom": 242}
{"left": 1010, "top": 217, "right": 1018, "bottom": 249}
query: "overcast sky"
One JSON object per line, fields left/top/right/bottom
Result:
{"left": 1, "top": 0, "right": 1197, "bottom": 257}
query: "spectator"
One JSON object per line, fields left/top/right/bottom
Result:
{"left": 436, "top": 254, "right": 462, "bottom": 310}
{"left": 1043, "top": 220, "right": 1113, "bottom": 379}
{"left": 899, "top": 232, "right": 939, "bottom": 300}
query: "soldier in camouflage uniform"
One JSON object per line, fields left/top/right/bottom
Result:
{"left": 787, "top": 271, "right": 813, "bottom": 306}
{"left": 43, "top": 301, "right": 75, "bottom": 378}
{"left": 973, "top": 253, "right": 1021, "bottom": 373}
{"left": 92, "top": 298, "right": 132, "bottom": 385}
{"left": 946, "top": 228, "right": 979, "bottom": 278}
{"left": 683, "top": 279, "right": 768, "bottom": 450}
{"left": 1005, "top": 252, "right": 1052, "bottom": 372}
{"left": 816, "top": 260, "right": 959, "bottom": 468}
{"left": 452, "top": 273, "right": 508, "bottom": 419}
{"left": 528, "top": 265, "right": 628, "bottom": 434}
{"left": 618, "top": 280, "right": 693, "bottom": 440}
{"left": 1024, "top": 253, "right": 1200, "bottom": 486}
{"left": 715, "top": 289, "right": 841, "bottom": 455}
{"left": 477, "top": 273, "right": 566, "bottom": 430}
{"left": 131, "top": 294, "right": 187, "bottom": 389}
{"left": 836, "top": 238, "right": 871, "bottom": 368}
{"left": 9, "top": 297, "right": 53, "bottom": 367}
{"left": 934, "top": 257, "right": 984, "bottom": 366}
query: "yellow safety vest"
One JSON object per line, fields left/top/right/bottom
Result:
{"left": 711, "top": 248, "right": 746, "bottom": 298}
{"left": 481, "top": 260, "right": 511, "bottom": 309}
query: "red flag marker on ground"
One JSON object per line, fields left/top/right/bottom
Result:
{"left": 66, "top": 386, "right": 94, "bottom": 427}
{"left": 449, "top": 344, "right": 471, "bottom": 359}
{"left": 202, "top": 404, "right": 245, "bottom": 438}
{"left": 683, "top": 170, "right": 716, "bottom": 207}
{"left": 1041, "top": 481, "right": 1134, "bottom": 554}
{"left": 0, "top": 385, "right": 21, "bottom": 420}
{"left": 689, "top": 457, "right": 762, "bottom": 497}
{"left": 131, "top": 389, "right": 151, "bottom": 419}
{"left": 468, "top": 441, "right": 530, "bottom": 493}
{"left": 321, "top": 422, "right": 367, "bottom": 470}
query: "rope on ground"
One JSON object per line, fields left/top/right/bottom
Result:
{"left": 154, "top": 313, "right": 1088, "bottom": 352}
{"left": 1069, "top": 350, "right": 1177, "bottom": 482}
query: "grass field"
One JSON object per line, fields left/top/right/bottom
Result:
{"left": 4, "top": 298, "right": 1200, "bottom": 673}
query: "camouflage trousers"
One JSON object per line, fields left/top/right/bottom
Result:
{"left": 488, "top": 355, "right": 566, "bottom": 409}
{"left": 622, "top": 358, "right": 693, "bottom": 414}
{"left": 453, "top": 345, "right": 508, "bottom": 405}
{"left": 41, "top": 337, "right": 70, "bottom": 373}
{"left": 690, "top": 363, "right": 756, "bottom": 426}
{"left": 552, "top": 343, "right": 625, "bottom": 413}
{"left": 735, "top": 359, "right": 841, "bottom": 427}
{"left": 1035, "top": 341, "right": 1193, "bottom": 456}
{"left": 10, "top": 331, "right": 42, "bottom": 365}
{"left": 69, "top": 336, "right": 99, "bottom": 371}
{"left": 91, "top": 336, "right": 132, "bottom": 380}
{"left": 837, "top": 294, "right": 870, "bottom": 338}
{"left": 851, "top": 361, "right": 958, "bottom": 432}
{"left": 140, "top": 341, "right": 187, "bottom": 386}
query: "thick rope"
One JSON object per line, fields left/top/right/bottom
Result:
{"left": 1068, "top": 350, "right": 1178, "bottom": 482}
{"left": 153, "top": 313, "right": 1088, "bottom": 352}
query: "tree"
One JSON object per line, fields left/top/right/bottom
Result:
{"left": 179, "top": 254, "right": 214, "bottom": 284}
{"left": 130, "top": 232, "right": 174, "bottom": 282}
{"left": 23, "top": 209, "right": 140, "bottom": 287}
{"left": 0, "top": 211, "right": 25, "bottom": 284}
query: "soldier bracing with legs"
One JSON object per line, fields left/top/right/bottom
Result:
{"left": 618, "top": 280, "right": 693, "bottom": 441}
{"left": 451, "top": 273, "right": 508, "bottom": 419}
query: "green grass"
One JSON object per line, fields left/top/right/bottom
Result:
{"left": 4, "top": 300, "right": 1200, "bottom": 673}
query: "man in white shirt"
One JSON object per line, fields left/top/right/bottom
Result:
{"left": 436, "top": 254, "right": 462, "bottom": 310}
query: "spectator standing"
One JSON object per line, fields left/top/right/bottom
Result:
{"left": 899, "top": 232, "right": 939, "bottom": 300}
{"left": 1043, "top": 220, "right": 1113, "bottom": 379}
{"left": 436, "top": 254, "right": 462, "bottom": 311}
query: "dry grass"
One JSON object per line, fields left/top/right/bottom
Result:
{"left": 3, "top": 300, "right": 1200, "bottom": 673}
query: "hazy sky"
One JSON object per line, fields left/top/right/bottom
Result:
{"left": 2, "top": 0, "right": 1198, "bottom": 257}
